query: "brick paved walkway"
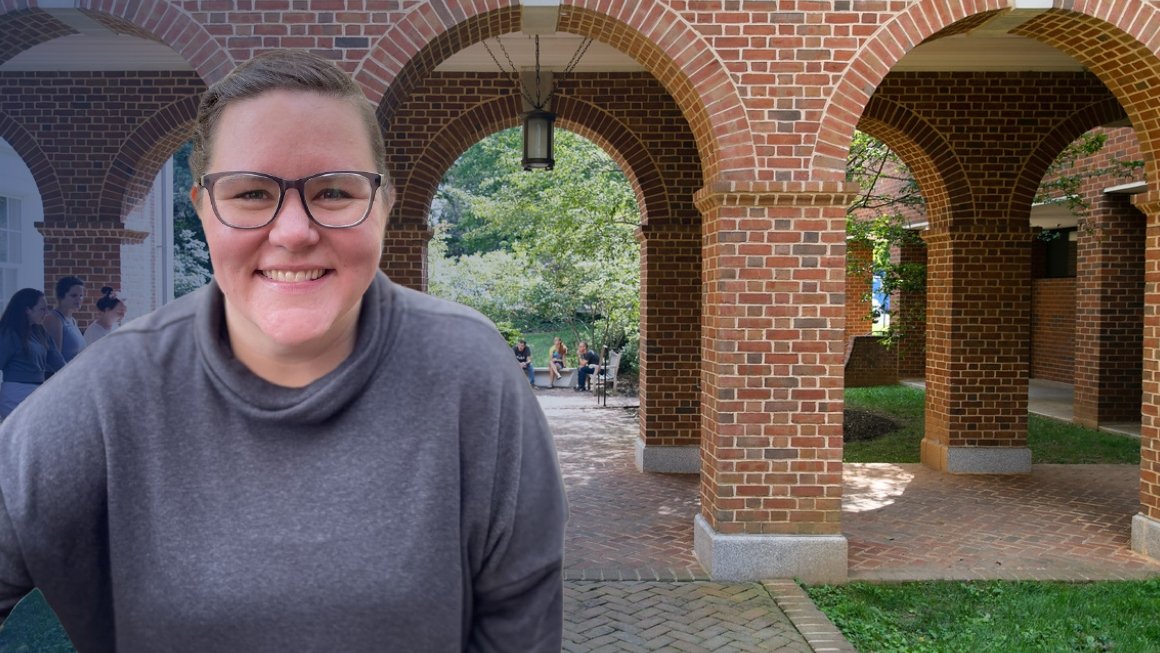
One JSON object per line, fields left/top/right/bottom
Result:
{"left": 543, "top": 389, "right": 834, "bottom": 652}
{"left": 844, "top": 463, "right": 1160, "bottom": 581}
{"left": 545, "top": 387, "right": 1160, "bottom": 651}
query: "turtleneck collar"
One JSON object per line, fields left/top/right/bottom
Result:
{"left": 194, "top": 272, "right": 396, "bottom": 424}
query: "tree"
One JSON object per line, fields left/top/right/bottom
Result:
{"left": 845, "top": 131, "right": 926, "bottom": 344}
{"left": 429, "top": 128, "right": 640, "bottom": 364}
{"left": 171, "top": 141, "right": 213, "bottom": 296}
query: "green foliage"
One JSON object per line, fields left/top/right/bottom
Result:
{"left": 171, "top": 141, "right": 213, "bottom": 296}
{"left": 845, "top": 131, "right": 926, "bottom": 344}
{"left": 1034, "top": 132, "right": 1144, "bottom": 218}
{"left": 805, "top": 578, "right": 1160, "bottom": 653}
{"left": 429, "top": 128, "right": 641, "bottom": 370}
{"left": 843, "top": 385, "right": 1139, "bottom": 465}
{"left": 493, "top": 320, "right": 521, "bottom": 347}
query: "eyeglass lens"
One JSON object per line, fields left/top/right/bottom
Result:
{"left": 210, "top": 172, "right": 375, "bottom": 228}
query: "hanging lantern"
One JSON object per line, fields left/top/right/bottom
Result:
{"left": 522, "top": 107, "right": 556, "bottom": 171}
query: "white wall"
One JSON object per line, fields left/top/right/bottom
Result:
{"left": 1, "top": 138, "right": 177, "bottom": 320}
{"left": 0, "top": 139, "right": 46, "bottom": 301}
{"left": 121, "top": 160, "right": 174, "bottom": 319}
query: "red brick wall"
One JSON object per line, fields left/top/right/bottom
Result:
{"left": 895, "top": 237, "right": 926, "bottom": 378}
{"left": 1030, "top": 278, "right": 1075, "bottom": 384}
{"left": 0, "top": 70, "right": 204, "bottom": 319}
{"left": 845, "top": 239, "right": 873, "bottom": 343}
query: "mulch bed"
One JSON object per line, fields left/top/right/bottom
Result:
{"left": 844, "top": 408, "right": 900, "bottom": 442}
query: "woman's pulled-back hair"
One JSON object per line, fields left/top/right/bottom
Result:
{"left": 190, "top": 49, "right": 387, "bottom": 182}
{"left": 0, "top": 288, "right": 46, "bottom": 349}
{"left": 96, "top": 286, "right": 123, "bottom": 313}
{"left": 55, "top": 276, "right": 84, "bottom": 300}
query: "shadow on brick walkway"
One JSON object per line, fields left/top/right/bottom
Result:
{"left": 545, "top": 387, "right": 1160, "bottom": 651}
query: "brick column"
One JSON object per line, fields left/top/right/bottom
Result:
{"left": 637, "top": 222, "right": 702, "bottom": 473}
{"left": 895, "top": 236, "right": 926, "bottom": 378}
{"left": 845, "top": 239, "right": 874, "bottom": 342}
{"left": 38, "top": 223, "right": 146, "bottom": 324}
{"left": 379, "top": 224, "right": 432, "bottom": 292}
{"left": 690, "top": 183, "right": 851, "bottom": 583}
{"left": 920, "top": 225, "right": 1032, "bottom": 474}
{"left": 1073, "top": 194, "right": 1144, "bottom": 428}
{"left": 1132, "top": 197, "right": 1160, "bottom": 561}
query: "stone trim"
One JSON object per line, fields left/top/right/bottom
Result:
{"left": 1131, "top": 513, "right": 1160, "bottom": 561}
{"left": 921, "top": 440, "right": 1033, "bottom": 474}
{"left": 634, "top": 440, "right": 699, "bottom": 474}
{"left": 693, "top": 514, "right": 847, "bottom": 584}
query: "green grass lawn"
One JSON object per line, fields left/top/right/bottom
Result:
{"left": 844, "top": 385, "right": 1140, "bottom": 465}
{"left": 0, "top": 590, "right": 74, "bottom": 652}
{"left": 805, "top": 578, "right": 1160, "bottom": 653}
{"left": 829, "top": 384, "right": 1149, "bottom": 652}
{"left": 522, "top": 331, "right": 559, "bottom": 367}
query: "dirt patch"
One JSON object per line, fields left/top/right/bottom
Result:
{"left": 844, "top": 408, "right": 900, "bottom": 442}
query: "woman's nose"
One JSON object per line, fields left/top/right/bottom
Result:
{"left": 268, "top": 189, "right": 321, "bottom": 249}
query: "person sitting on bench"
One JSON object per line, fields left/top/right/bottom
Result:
{"left": 513, "top": 339, "right": 534, "bottom": 387}
{"left": 575, "top": 341, "right": 600, "bottom": 391}
{"left": 548, "top": 336, "right": 568, "bottom": 387}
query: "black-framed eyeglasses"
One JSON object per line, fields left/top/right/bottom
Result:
{"left": 198, "top": 170, "right": 383, "bottom": 229}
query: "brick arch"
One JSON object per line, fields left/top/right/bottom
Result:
{"left": 1009, "top": 97, "right": 1128, "bottom": 217}
{"left": 97, "top": 95, "right": 200, "bottom": 222}
{"left": 818, "top": 1, "right": 1160, "bottom": 193}
{"left": 358, "top": 1, "right": 750, "bottom": 185}
{"left": 57, "top": 1, "right": 231, "bottom": 83}
{"left": 397, "top": 94, "right": 672, "bottom": 234}
{"left": 813, "top": 0, "right": 1009, "bottom": 180}
{"left": 0, "top": 8, "right": 76, "bottom": 67}
{"left": 1011, "top": 8, "right": 1160, "bottom": 201}
{"left": 0, "top": 110, "right": 64, "bottom": 222}
{"left": 857, "top": 95, "right": 973, "bottom": 230}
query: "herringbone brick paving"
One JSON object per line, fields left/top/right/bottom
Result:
{"left": 563, "top": 581, "right": 814, "bottom": 653}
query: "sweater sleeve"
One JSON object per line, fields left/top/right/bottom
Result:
{"left": 0, "top": 383, "right": 112, "bottom": 638}
{"left": 467, "top": 373, "right": 567, "bottom": 652}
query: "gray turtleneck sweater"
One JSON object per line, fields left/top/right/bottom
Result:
{"left": 0, "top": 273, "right": 567, "bottom": 652}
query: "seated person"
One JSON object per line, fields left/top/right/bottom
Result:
{"left": 513, "top": 339, "right": 534, "bottom": 386}
{"left": 574, "top": 341, "right": 600, "bottom": 391}
{"left": 548, "top": 336, "right": 568, "bottom": 387}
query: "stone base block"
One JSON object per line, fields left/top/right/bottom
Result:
{"left": 921, "top": 439, "right": 1031, "bottom": 474}
{"left": 693, "top": 514, "right": 847, "bottom": 583}
{"left": 1132, "top": 513, "right": 1160, "bottom": 560}
{"left": 635, "top": 440, "right": 700, "bottom": 473}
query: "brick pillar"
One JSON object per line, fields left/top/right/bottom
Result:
{"left": 1073, "top": 194, "right": 1144, "bottom": 428}
{"left": 38, "top": 223, "right": 146, "bottom": 325}
{"left": 845, "top": 239, "right": 874, "bottom": 343}
{"left": 895, "top": 236, "right": 927, "bottom": 378}
{"left": 379, "top": 224, "right": 432, "bottom": 292}
{"left": 690, "top": 183, "right": 850, "bottom": 583}
{"left": 637, "top": 222, "right": 702, "bottom": 472}
{"left": 1132, "top": 197, "right": 1160, "bottom": 561}
{"left": 920, "top": 225, "right": 1032, "bottom": 474}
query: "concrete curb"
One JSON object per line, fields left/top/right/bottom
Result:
{"left": 762, "top": 579, "right": 859, "bottom": 653}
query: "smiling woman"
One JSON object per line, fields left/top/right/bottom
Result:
{"left": 0, "top": 50, "right": 567, "bottom": 652}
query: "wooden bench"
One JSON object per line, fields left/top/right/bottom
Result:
{"left": 532, "top": 366, "right": 576, "bottom": 388}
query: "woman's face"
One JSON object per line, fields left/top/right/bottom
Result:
{"left": 193, "top": 90, "right": 391, "bottom": 356}
{"left": 105, "top": 303, "right": 127, "bottom": 324}
{"left": 59, "top": 284, "right": 84, "bottom": 313}
{"left": 25, "top": 296, "right": 47, "bottom": 326}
